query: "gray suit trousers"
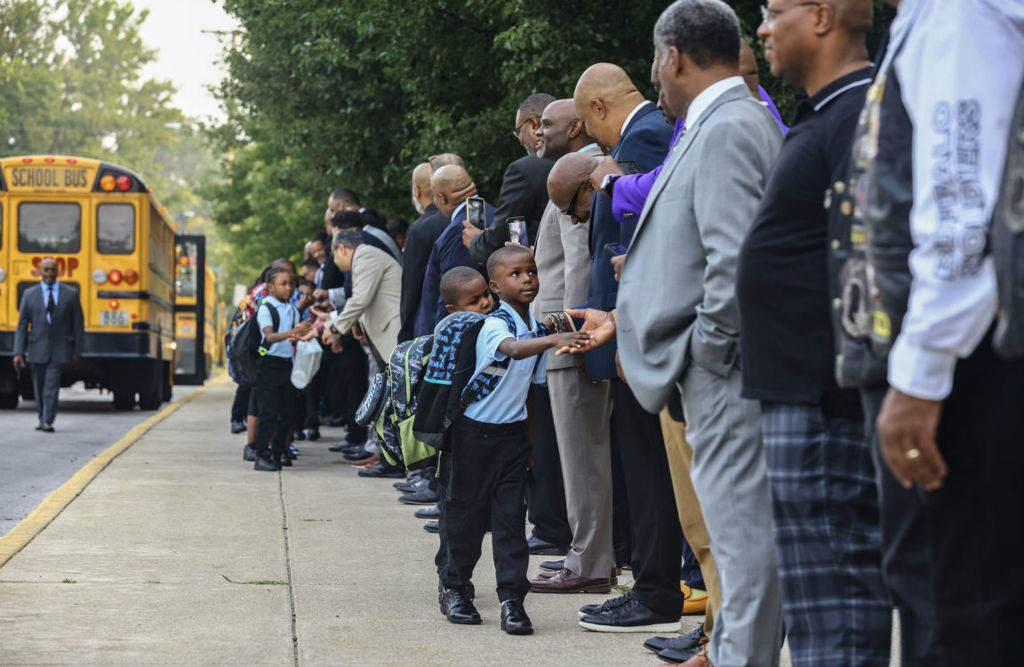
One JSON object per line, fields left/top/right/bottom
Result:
{"left": 547, "top": 367, "right": 614, "bottom": 580}
{"left": 680, "top": 364, "right": 782, "bottom": 667}
{"left": 31, "top": 362, "right": 62, "bottom": 426}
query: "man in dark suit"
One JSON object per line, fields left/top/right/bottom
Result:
{"left": 552, "top": 63, "right": 680, "bottom": 632}
{"left": 466, "top": 93, "right": 555, "bottom": 267}
{"left": 13, "top": 257, "right": 84, "bottom": 433}
{"left": 399, "top": 162, "right": 449, "bottom": 343}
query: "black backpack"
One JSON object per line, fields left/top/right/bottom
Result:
{"left": 229, "top": 302, "right": 280, "bottom": 385}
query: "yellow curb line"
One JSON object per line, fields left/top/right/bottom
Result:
{"left": 0, "top": 373, "right": 231, "bottom": 569}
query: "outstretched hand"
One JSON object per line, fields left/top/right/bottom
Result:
{"left": 554, "top": 309, "right": 617, "bottom": 355}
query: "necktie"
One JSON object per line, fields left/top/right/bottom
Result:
{"left": 46, "top": 287, "right": 55, "bottom": 324}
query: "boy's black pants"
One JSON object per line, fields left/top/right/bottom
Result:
{"left": 254, "top": 357, "right": 295, "bottom": 456}
{"left": 437, "top": 417, "right": 531, "bottom": 602}
{"left": 231, "top": 382, "right": 251, "bottom": 423}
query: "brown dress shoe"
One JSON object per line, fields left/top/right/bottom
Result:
{"left": 351, "top": 454, "right": 380, "bottom": 467}
{"left": 534, "top": 570, "right": 557, "bottom": 580}
{"left": 530, "top": 568, "right": 612, "bottom": 594}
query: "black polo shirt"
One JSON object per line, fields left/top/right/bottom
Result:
{"left": 737, "top": 68, "right": 873, "bottom": 414}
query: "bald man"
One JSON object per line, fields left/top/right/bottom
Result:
{"left": 413, "top": 165, "right": 494, "bottom": 337}
{"left": 400, "top": 162, "right": 451, "bottom": 342}
{"left": 739, "top": 1, "right": 887, "bottom": 664}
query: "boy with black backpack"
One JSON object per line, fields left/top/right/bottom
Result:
{"left": 252, "top": 266, "right": 311, "bottom": 472}
{"left": 432, "top": 246, "right": 588, "bottom": 635}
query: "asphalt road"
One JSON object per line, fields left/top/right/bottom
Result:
{"left": 0, "top": 383, "right": 200, "bottom": 536}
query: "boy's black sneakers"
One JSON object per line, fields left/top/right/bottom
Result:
{"left": 275, "top": 449, "right": 293, "bottom": 468}
{"left": 440, "top": 588, "right": 481, "bottom": 625}
{"left": 303, "top": 428, "right": 321, "bottom": 441}
{"left": 230, "top": 420, "right": 246, "bottom": 434}
{"left": 500, "top": 598, "right": 533, "bottom": 635}
{"left": 243, "top": 444, "right": 257, "bottom": 462}
{"left": 253, "top": 454, "right": 280, "bottom": 472}
{"left": 291, "top": 429, "right": 306, "bottom": 441}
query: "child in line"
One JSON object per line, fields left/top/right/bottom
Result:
{"left": 436, "top": 247, "right": 588, "bottom": 635}
{"left": 252, "top": 266, "right": 311, "bottom": 472}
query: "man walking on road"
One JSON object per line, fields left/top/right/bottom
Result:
{"left": 13, "top": 257, "right": 85, "bottom": 433}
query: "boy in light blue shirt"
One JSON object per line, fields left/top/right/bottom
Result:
{"left": 437, "top": 246, "right": 588, "bottom": 636}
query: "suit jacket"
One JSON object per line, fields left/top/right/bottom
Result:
{"left": 585, "top": 102, "right": 673, "bottom": 380}
{"left": 468, "top": 154, "right": 553, "bottom": 267}
{"left": 533, "top": 145, "right": 604, "bottom": 371}
{"left": 14, "top": 282, "right": 85, "bottom": 365}
{"left": 330, "top": 244, "right": 402, "bottom": 362}
{"left": 617, "top": 84, "right": 783, "bottom": 413}
{"left": 414, "top": 201, "right": 495, "bottom": 337}
{"left": 399, "top": 203, "right": 447, "bottom": 343}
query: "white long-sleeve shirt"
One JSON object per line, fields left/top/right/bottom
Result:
{"left": 888, "top": 0, "right": 1024, "bottom": 400}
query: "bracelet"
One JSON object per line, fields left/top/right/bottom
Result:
{"left": 548, "top": 311, "right": 576, "bottom": 334}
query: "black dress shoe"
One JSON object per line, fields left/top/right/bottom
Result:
{"left": 358, "top": 462, "right": 406, "bottom": 478}
{"left": 343, "top": 446, "right": 373, "bottom": 462}
{"left": 325, "top": 416, "right": 347, "bottom": 427}
{"left": 292, "top": 429, "right": 306, "bottom": 441}
{"left": 539, "top": 559, "right": 564, "bottom": 572}
{"left": 500, "top": 598, "right": 533, "bottom": 635}
{"left": 423, "top": 521, "right": 439, "bottom": 534}
{"left": 35, "top": 423, "right": 44, "bottom": 431}
{"left": 275, "top": 449, "right": 293, "bottom": 467}
{"left": 414, "top": 505, "right": 441, "bottom": 519}
{"left": 395, "top": 477, "right": 430, "bottom": 494}
{"left": 230, "top": 420, "right": 246, "bottom": 434}
{"left": 243, "top": 444, "right": 256, "bottom": 462}
{"left": 644, "top": 623, "right": 708, "bottom": 653}
{"left": 41, "top": 424, "right": 55, "bottom": 433}
{"left": 399, "top": 488, "right": 439, "bottom": 505}
{"left": 304, "top": 428, "right": 321, "bottom": 441}
{"left": 527, "top": 532, "right": 568, "bottom": 556}
{"left": 440, "top": 588, "right": 481, "bottom": 625}
{"left": 253, "top": 454, "right": 281, "bottom": 472}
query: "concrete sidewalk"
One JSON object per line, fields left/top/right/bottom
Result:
{"left": 0, "top": 381, "right": 707, "bottom": 666}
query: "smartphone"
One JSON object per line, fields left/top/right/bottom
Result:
{"left": 466, "top": 196, "right": 486, "bottom": 229}
{"left": 617, "top": 160, "right": 641, "bottom": 175}
{"left": 604, "top": 243, "right": 627, "bottom": 257}
{"left": 508, "top": 217, "right": 527, "bottom": 246}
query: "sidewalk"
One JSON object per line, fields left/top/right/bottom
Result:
{"left": 0, "top": 381, "right": 701, "bottom": 665}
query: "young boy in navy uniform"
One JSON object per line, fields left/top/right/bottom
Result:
{"left": 437, "top": 246, "right": 588, "bottom": 635}
{"left": 253, "top": 266, "right": 311, "bottom": 472}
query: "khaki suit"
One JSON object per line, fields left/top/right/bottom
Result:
{"left": 331, "top": 244, "right": 402, "bottom": 363}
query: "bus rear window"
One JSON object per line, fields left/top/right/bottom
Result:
{"left": 97, "top": 204, "right": 135, "bottom": 254}
{"left": 18, "top": 202, "right": 81, "bottom": 253}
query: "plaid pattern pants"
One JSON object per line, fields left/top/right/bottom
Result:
{"left": 762, "top": 403, "right": 891, "bottom": 666}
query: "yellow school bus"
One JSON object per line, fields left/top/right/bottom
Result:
{"left": 173, "top": 235, "right": 222, "bottom": 385}
{"left": 0, "top": 155, "right": 176, "bottom": 410}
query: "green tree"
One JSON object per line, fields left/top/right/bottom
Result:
{"left": 212, "top": 0, "right": 893, "bottom": 281}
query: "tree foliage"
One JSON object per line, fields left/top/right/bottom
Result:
{"left": 212, "top": 0, "right": 893, "bottom": 282}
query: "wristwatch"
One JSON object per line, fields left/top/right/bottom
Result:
{"left": 601, "top": 173, "right": 620, "bottom": 196}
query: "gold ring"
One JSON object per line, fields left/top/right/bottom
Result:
{"left": 905, "top": 448, "right": 921, "bottom": 460}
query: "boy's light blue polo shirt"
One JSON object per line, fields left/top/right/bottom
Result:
{"left": 463, "top": 301, "right": 547, "bottom": 425}
{"left": 257, "top": 295, "right": 298, "bottom": 359}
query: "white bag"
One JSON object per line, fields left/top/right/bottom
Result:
{"left": 290, "top": 339, "right": 323, "bottom": 389}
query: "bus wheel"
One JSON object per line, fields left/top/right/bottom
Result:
{"left": 0, "top": 392, "right": 18, "bottom": 410}
{"left": 113, "top": 391, "right": 136, "bottom": 411}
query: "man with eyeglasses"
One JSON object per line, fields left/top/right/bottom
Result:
{"left": 737, "top": 0, "right": 888, "bottom": 665}
{"left": 466, "top": 93, "right": 555, "bottom": 267}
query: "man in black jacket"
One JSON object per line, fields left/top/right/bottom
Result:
{"left": 399, "top": 162, "right": 449, "bottom": 343}
{"left": 466, "top": 93, "right": 555, "bottom": 267}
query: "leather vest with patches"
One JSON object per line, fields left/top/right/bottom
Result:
{"left": 992, "top": 77, "right": 1024, "bottom": 359}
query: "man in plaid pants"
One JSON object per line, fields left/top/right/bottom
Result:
{"left": 736, "top": 0, "right": 891, "bottom": 664}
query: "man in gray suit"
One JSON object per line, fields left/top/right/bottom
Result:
{"left": 565, "top": 1, "right": 784, "bottom": 664}
{"left": 13, "top": 257, "right": 85, "bottom": 433}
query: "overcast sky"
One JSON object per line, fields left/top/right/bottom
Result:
{"left": 132, "top": 0, "right": 239, "bottom": 122}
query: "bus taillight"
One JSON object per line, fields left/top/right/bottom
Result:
{"left": 124, "top": 269, "right": 139, "bottom": 285}
{"left": 99, "top": 175, "right": 116, "bottom": 192}
{"left": 109, "top": 300, "right": 120, "bottom": 310}
{"left": 108, "top": 269, "right": 123, "bottom": 285}
{"left": 116, "top": 175, "right": 131, "bottom": 192}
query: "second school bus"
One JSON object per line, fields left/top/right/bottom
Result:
{"left": 0, "top": 155, "right": 176, "bottom": 410}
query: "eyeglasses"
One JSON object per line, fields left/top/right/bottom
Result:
{"left": 760, "top": 1, "right": 823, "bottom": 24}
{"left": 511, "top": 116, "right": 536, "bottom": 141}
{"left": 562, "top": 178, "right": 592, "bottom": 220}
